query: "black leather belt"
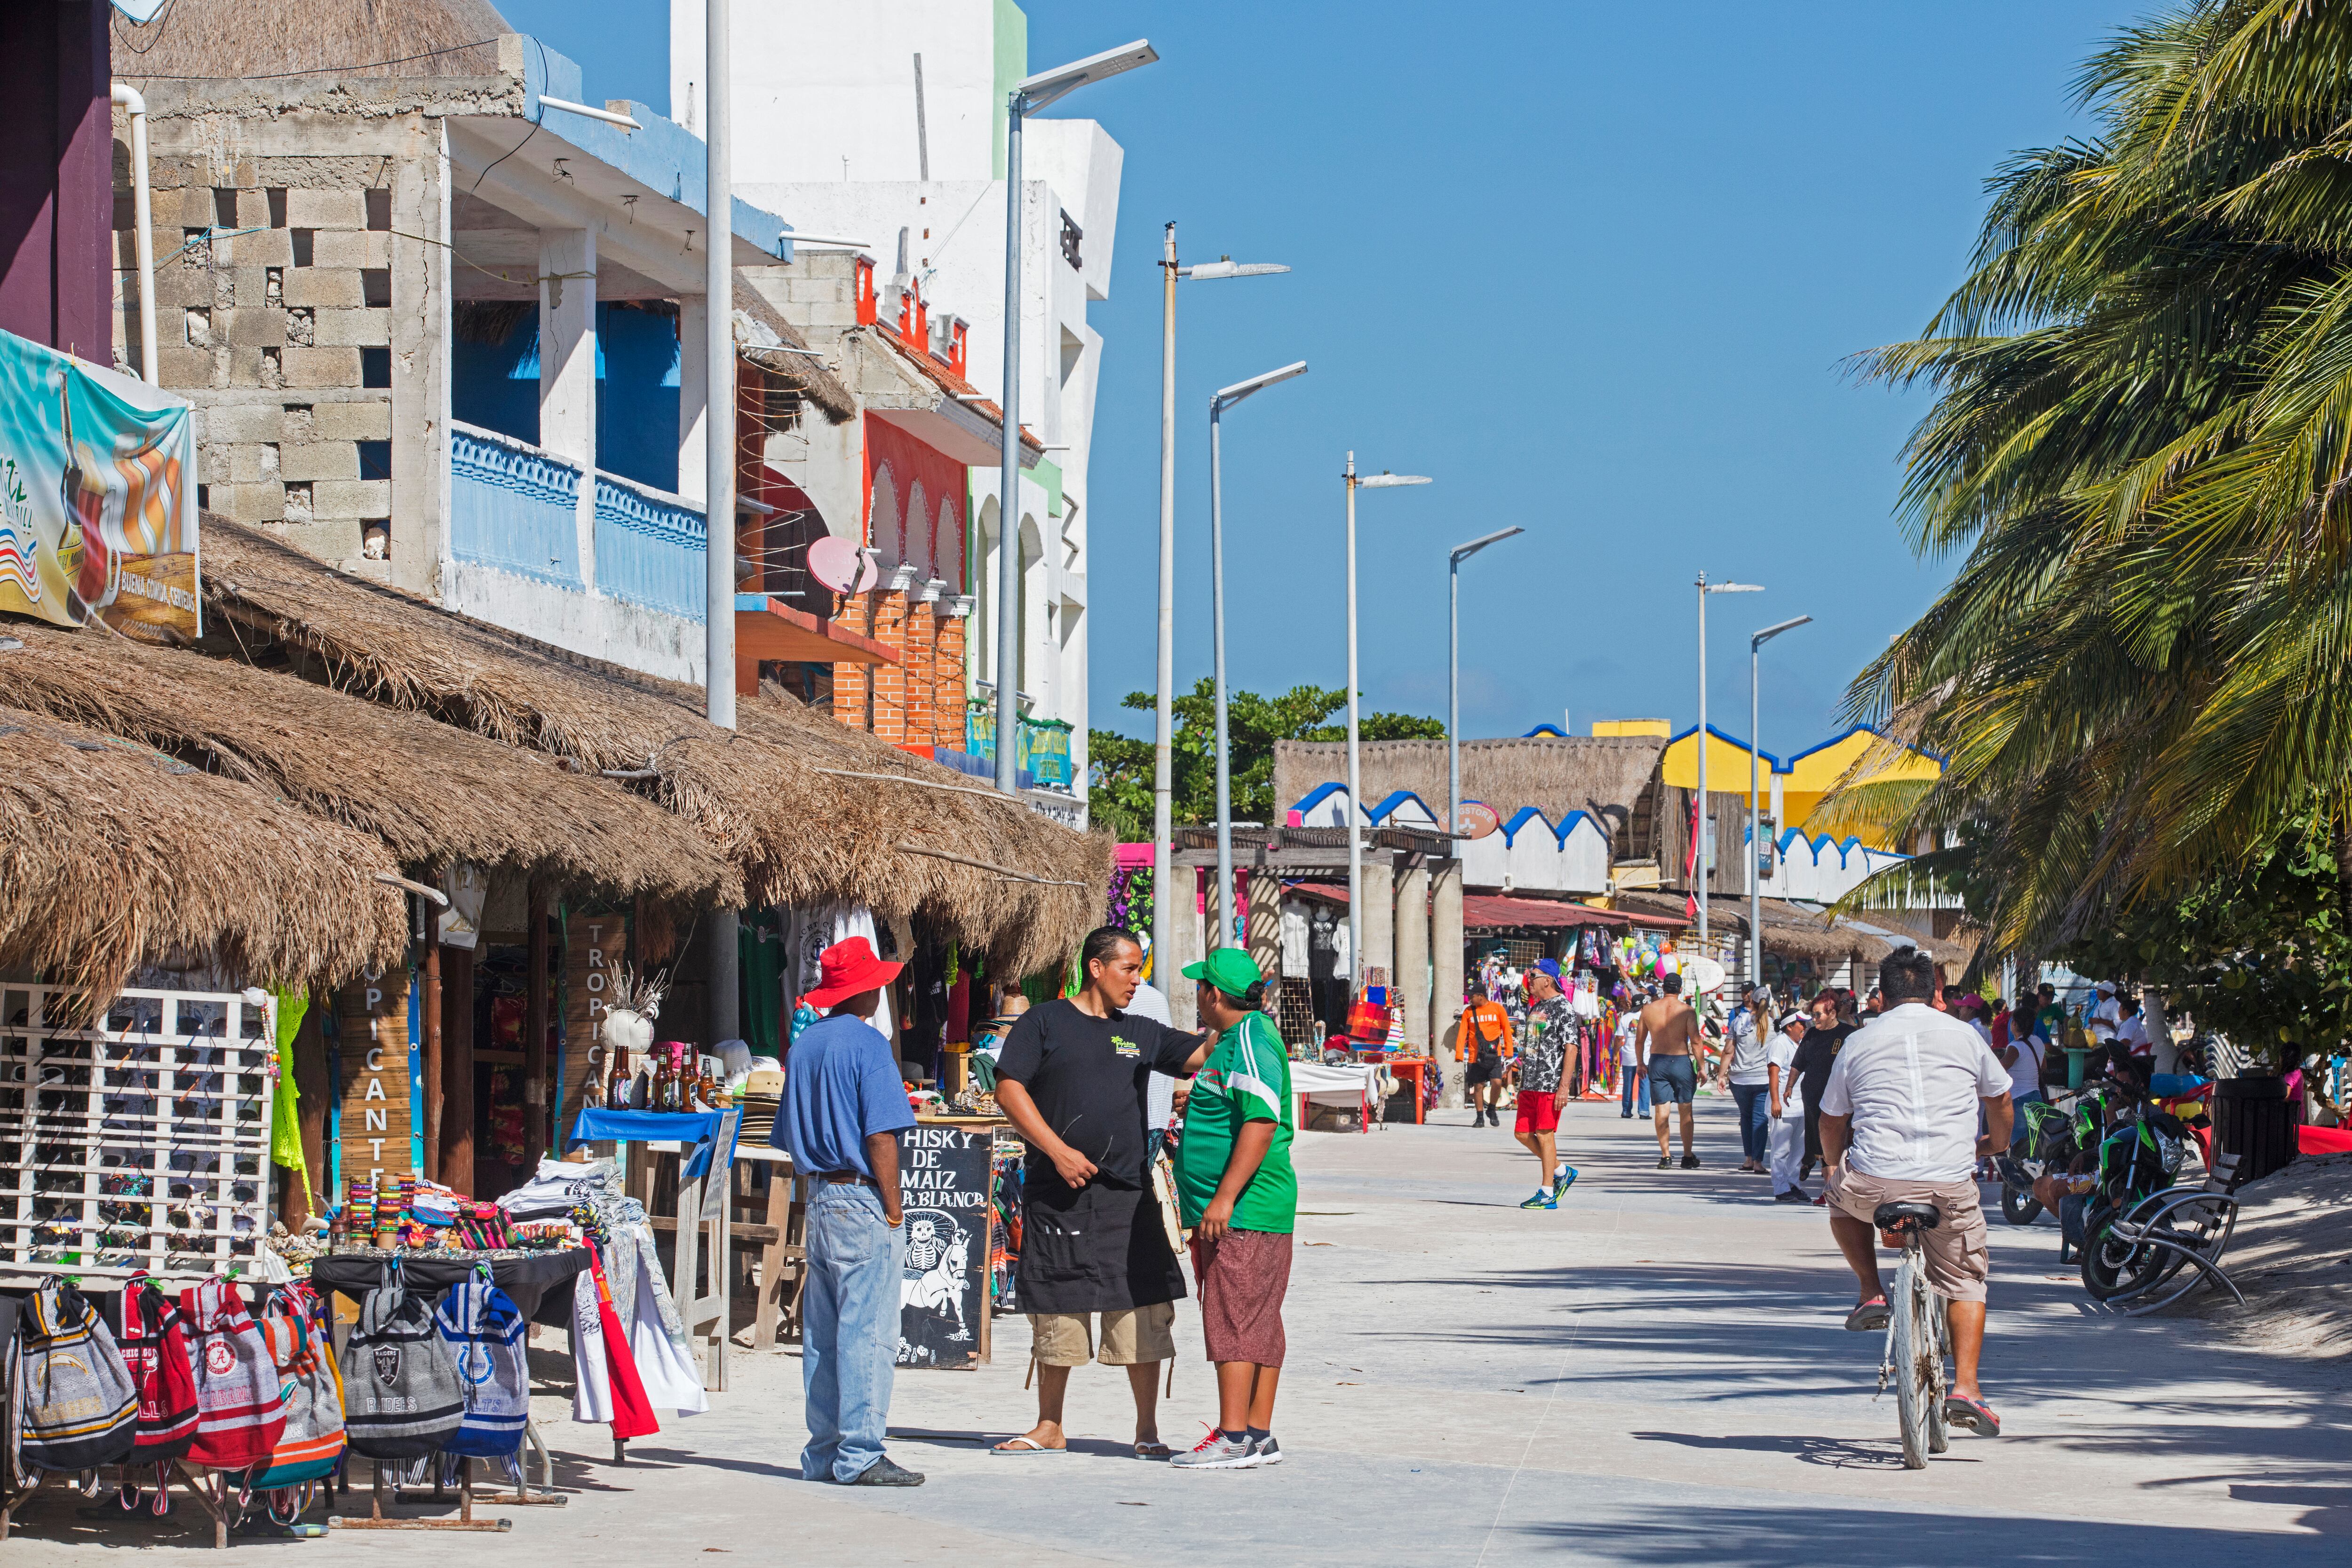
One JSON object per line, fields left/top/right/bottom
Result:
{"left": 819, "top": 1172, "right": 877, "bottom": 1187}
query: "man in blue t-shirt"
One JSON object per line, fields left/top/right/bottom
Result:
{"left": 776, "top": 936, "right": 922, "bottom": 1487}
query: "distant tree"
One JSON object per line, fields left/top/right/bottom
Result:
{"left": 1087, "top": 678, "right": 1443, "bottom": 838}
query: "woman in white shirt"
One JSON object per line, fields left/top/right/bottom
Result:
{"left": 1766, "top": 1011, "right": 1809, "bottom": 1200}
{"left": 1718, "top": 989, "right": 1773, "bottom": 1173}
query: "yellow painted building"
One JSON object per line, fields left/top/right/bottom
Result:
{"left": 1658, "top": 725, "right": 1941, "bottom": 843}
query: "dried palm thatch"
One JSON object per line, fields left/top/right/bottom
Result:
{"left": 1273, "top": 736, "right": 1667, "bottom": 846}
{"left": 1610, "top": 892, "right": 1899, "bottom": 966}
{"left": 198, "top": 519, "right": 1107, "bottom": 975}
{"left": 735, "top": 281, "right": 855, "bottom": 425}
{"left": 0, "top": 704, "right": 407, "bottom": 1001}
{"left": 0, "top": 620, "right": 737, "bottom": 906}
{"left": 111, "top": 0, "right": 510, "bottom": 81}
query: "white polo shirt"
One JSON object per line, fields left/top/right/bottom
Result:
{"left": 1819, "top": 1002, "right": 2011, "bottom": 1182}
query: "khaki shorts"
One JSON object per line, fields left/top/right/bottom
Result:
{"left": 1027, "top": 1300, "right": 1176, "bottom": 1367}
{"left": 1827, "top": 1165, "right": 1991, "bottom": 1304}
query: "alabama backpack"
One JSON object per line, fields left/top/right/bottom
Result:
{"left": 250, "top": 1282, "right": 347, "bottom": 1488}
{"left": 432, "top": 1270, "right": 529, "bottom": 1458}
{"left": 117, "top": 1280, "right": 199, "bottom": 1465}
{"left": 178, "top": 1278, "right": 286, "bottom": 1471}
{"left": 340, "top": 1260, "right": 464, "bottom": 1459}
{"left": 18, "top": 1277, "right": 137, "bottom": 1473}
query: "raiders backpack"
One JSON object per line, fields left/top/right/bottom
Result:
{"left": 340, "top": 1261, "right": 463, "bottom": 1459}
{"left": 118, "top": 1281, "right": 199, "bottom": 1466}
{"left": 433, "top": 1270, "right": 529, "bottom": 1459}
{"left": 18, "top": 1278, "right": 137, "bottom": 1473}
{"left": 251, "top": 1282, "right": 347, "bottom": 1488}
{"left": 178, "top": 1278, "right": 286, "bottom": 1472}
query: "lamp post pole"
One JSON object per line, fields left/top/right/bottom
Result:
{"left": 1748, "top": 616, "right": 1811, "bottom": 991}
{"left": 1694, "top": 573, "right": 1763, "bottom": 958}
{"left": 1340, "top": 462, "right": 1430, "bottom": 985}
{"left": 704, "top": 0, "right": 739, "bottom": 1041}
{"left": 1207, "top": 363, "right": 1307, "bottom": 948}
{"left": 1447, "top": 527, "right": 1523, "bottom": 839}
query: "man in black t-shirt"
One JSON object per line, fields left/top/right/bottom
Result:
{"left": 1793, "top": 991, "right": 1855, "bottom": 1190}
{"left": 991, "top": 927, "right": 1209, "bottom": 1457}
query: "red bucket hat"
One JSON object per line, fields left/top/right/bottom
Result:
{"left": 803, "top": 935, "right": 904, "bottom": 1009}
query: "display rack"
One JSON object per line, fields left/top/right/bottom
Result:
{"left": 0, "top": 984, "right": 277, "bottom": 1281}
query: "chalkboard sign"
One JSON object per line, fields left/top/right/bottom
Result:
{"left": 896, "top": 1125, "right": 993, "bottom": 1370}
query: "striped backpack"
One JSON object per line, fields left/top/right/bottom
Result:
{"left": 433, "top": 1271, "right": 529, "bottom": 1458}
{"left": 251, "top": 1282, "right": 347, "bottom": 1488}
{"left": 178, "top": 1278, "right": 286, "bottom": 1471}
{"left": 118, "top": 1281, "right": 199, "bottom": 1466}
{"left": 340, "top": 1261, "right": 464, "bottom": 1459}
{"left": 18, "top": 1278, "right": 138, "bottom": 1473}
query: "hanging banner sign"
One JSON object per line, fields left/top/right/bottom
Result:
{"left": 0, "top": 328, "right": 200, "bottom": 643}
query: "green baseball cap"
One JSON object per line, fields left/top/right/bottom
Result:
{"left": 1181, "top": 948, "right": 1264, "bottom": 996}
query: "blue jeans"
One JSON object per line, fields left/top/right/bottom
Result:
{"left": 1620, "top": 1063, "right": 1650, "bottom": 1116}
{"left": 801, "top": 1182, "right": 905, "bottom": 1482}
{"left": 1731, "top": 1082, "right": 1769, "bottom": 1162}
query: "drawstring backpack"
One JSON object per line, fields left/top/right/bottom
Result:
{"left": 433, "top": 1267, "right": 529, "bottom": 1459}
{"left": 340, "top": 1258, "right": 464, "bottom": 1459}
{"left": 251, "top": 1281, "right": 347, "bottom": 1498}
{"left": 18, "top": 1278, "right": 138, "bottom": 1473}
{"left": 115, "top": 1281, "right": 200, "bottom": 1514}
{"left": 178, "top": 1278, "right": 286, "bottom": 1472}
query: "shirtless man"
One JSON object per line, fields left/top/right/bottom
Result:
{"left": 1635, "top": 973, "right": 1703, "bottom": 1169}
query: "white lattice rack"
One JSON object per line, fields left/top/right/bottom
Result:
{"left": 0, "top": 984, "right": 277, "bottom": 1283}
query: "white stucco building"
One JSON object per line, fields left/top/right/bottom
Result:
{"left": 672, "top": 0, "right": 1120, "bottom": 806}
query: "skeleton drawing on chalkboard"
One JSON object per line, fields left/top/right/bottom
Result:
{"left": 899, "top": 1210, "right": 970, "bottom": 1342}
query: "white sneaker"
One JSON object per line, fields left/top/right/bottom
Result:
{"left": 1169, "top": 1429, "right": 1259, "bottom": 1470}
{"left": 1251, "top": 1434, "right": 1283, "bottom": 1465}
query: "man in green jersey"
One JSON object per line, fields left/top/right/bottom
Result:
{"left": 1168, "top": 949, "right": 1297, "bottom": 1472}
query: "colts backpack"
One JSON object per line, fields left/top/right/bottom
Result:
{"left": 118, "top": 1281, "right": 199, "bottom": 1467}
{"left": 178, "top": 1278, "right": 286, "bottom": 1472}
{"left": 18, "top": 1278, "right": 138, "bottom": 1473}
{"left": 250, "top": 1282, "right": 347, "bottom": 1489}
{"left": 340, "top": 1261, "right": 464, "bottom": 1459}
{"left": 433, "top": 1270, "right": 529, "bottom": 1459}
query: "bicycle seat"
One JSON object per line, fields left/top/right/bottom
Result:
{"left": 1873, "top": 1200, "right": 1940, "bottom": 1231}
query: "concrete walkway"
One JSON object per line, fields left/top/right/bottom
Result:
{"left": 12, "top": 1096, "right": 2350, "bottom": 1563}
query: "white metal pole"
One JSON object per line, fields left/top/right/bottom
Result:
{"left": 1210, "top": 399, "right": 1233, "bottom": 949}
{"left": 1448, "top": 552, "right": 1460, "bottom": 843}
{"left": 1750, "top": 638, "right": 1762, "bottom": 993}
{"left": 704, "top": 0, "right": 739, "bottom": 1042}
{"left": 1696, "top": 572, "right": 1708, "bottom": 948}
{"left": 1345, "top": 456, "right": 1362, "bottom": 988}
{"left": 993, "top": 93, "right": 1025, "bottom": 793}
{"left": 1153, "top": 223, "right": 1177, "bottom": 974}
{"left": 111, "top": 85, "right": 157, "bottom": 387}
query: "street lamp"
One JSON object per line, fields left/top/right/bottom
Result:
{"left": 994, "top": 40, "right": 1159, "bottom": 795}
{"left": 1448, "top": 527, "right": 1523, "bottom": 841}
{"left": 1153, "top": 228, "right": 1287, "bottom": 984}
{"left": 1748, "top": 614, "right": 1811, "bottom": 992}
{"left": 1208, "top": 362, "right": 1309, "bottom": 948}
{"left": 1343, "top": 459, "right": 1431, "bottom": 987}
{"left": 1695, "top": 573, "right": 1763, "bottom": 951}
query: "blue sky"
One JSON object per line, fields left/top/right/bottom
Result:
{"left": 499, "top": 0, "right": 2135, "bottom": 755}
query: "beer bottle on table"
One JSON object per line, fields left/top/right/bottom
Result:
{"left": 607, "top": 1048, "right": 632, "bottom": 1110}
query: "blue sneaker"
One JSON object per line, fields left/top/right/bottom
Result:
{"left": 1552, "top": 1165, "right": 1578, "bottom": 1197}
{"left": 1518, "top": 1190, "right": 1557, "bottom": 1210}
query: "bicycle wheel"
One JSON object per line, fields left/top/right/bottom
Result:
{"left": 1926, "top": 1290, "right": 1950, "bottom": 1455}
{"left": 1890, "top": 1260, "right": 1933, "bottom": 1469}
{"left": 2000, "top": 1183, "right": 2043, "bottom": 1227}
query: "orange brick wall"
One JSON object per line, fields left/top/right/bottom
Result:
{"left": 828, "top": 589, "right": 968, "bottom": 747}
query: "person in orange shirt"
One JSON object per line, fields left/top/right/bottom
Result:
{"left": 1457, "top": 993, "right": 1515, "bottom": 1128}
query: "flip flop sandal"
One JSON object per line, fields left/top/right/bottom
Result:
{"left": 1943, "top": 1396, "right": 2001, "bottom": 1436}
{"left": 991, "top": 1437, "right": 1067, "bottom": 1456}
{"left": 1843, "top": 1296, "right": 1891, "bottom": 1332}
{"left": 1133, "top": 1440, "right": 1172, "bottom": 1459}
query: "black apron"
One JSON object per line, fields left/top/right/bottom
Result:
{"left": 1015, "top": 1178, "right": 1185, "bottom": 1315}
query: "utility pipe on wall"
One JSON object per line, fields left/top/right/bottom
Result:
{"left": 111, "top": 83, "right": 157, "bottom": 386}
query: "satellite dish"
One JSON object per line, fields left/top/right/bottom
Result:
{"left": 1454, "top": 802, "right": 1501, "bottom": 839}
{"left": 808, "top": 536, "right": 879, "bottom": 595}
{"left": 1684, "top": 956, "right": 1728, "bottom": 995}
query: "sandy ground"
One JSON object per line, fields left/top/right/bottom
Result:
{"left": 10, "top": 1096, "right": 2352, "bottom": 1563}
{"left": 2193, "top": 1149, "right": 2352, "bottom": 1356}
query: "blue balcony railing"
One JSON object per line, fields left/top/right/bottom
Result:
{"left": 594, "top": 473, "right": 707, "bottom": 622}
{"left": 449, "top": 421, "right": 583, "bottom": 588}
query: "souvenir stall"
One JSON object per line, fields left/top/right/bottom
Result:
{"left": 1458, "top": 894, "right": 1686, "bottom": 1102}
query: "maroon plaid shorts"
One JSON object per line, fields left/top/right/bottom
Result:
{"left": 1189, "top": 1227, "right": 1292, "bottom": 1367}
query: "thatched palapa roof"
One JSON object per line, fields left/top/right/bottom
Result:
{"left": 198, "top": 519, "right": 1107, "bottom": 975}
{"left": 735, "top": 283, "right": 856, "bottom": 426}
{"left": 0, "top": 621, "right": 737, "bottom": 907}
{"left": 1611, "top": 892, "right": 1899, "bottom": 965}
{"left": 1273, "top": 736, "right": 1667, "bottom": 845}
{"left": 0, "top": 703, "right": 406, "bottom": 1000}
{"left": 111, "top": 0, "right": 511, "bottom": 80}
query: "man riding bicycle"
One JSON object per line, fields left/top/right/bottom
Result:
{"left": 1817, "top": 949, "right": 2014, "bottom": 1437}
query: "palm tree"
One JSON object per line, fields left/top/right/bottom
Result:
{"left": 1839, "top": 0, "right": 2352, "bottom": 953}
